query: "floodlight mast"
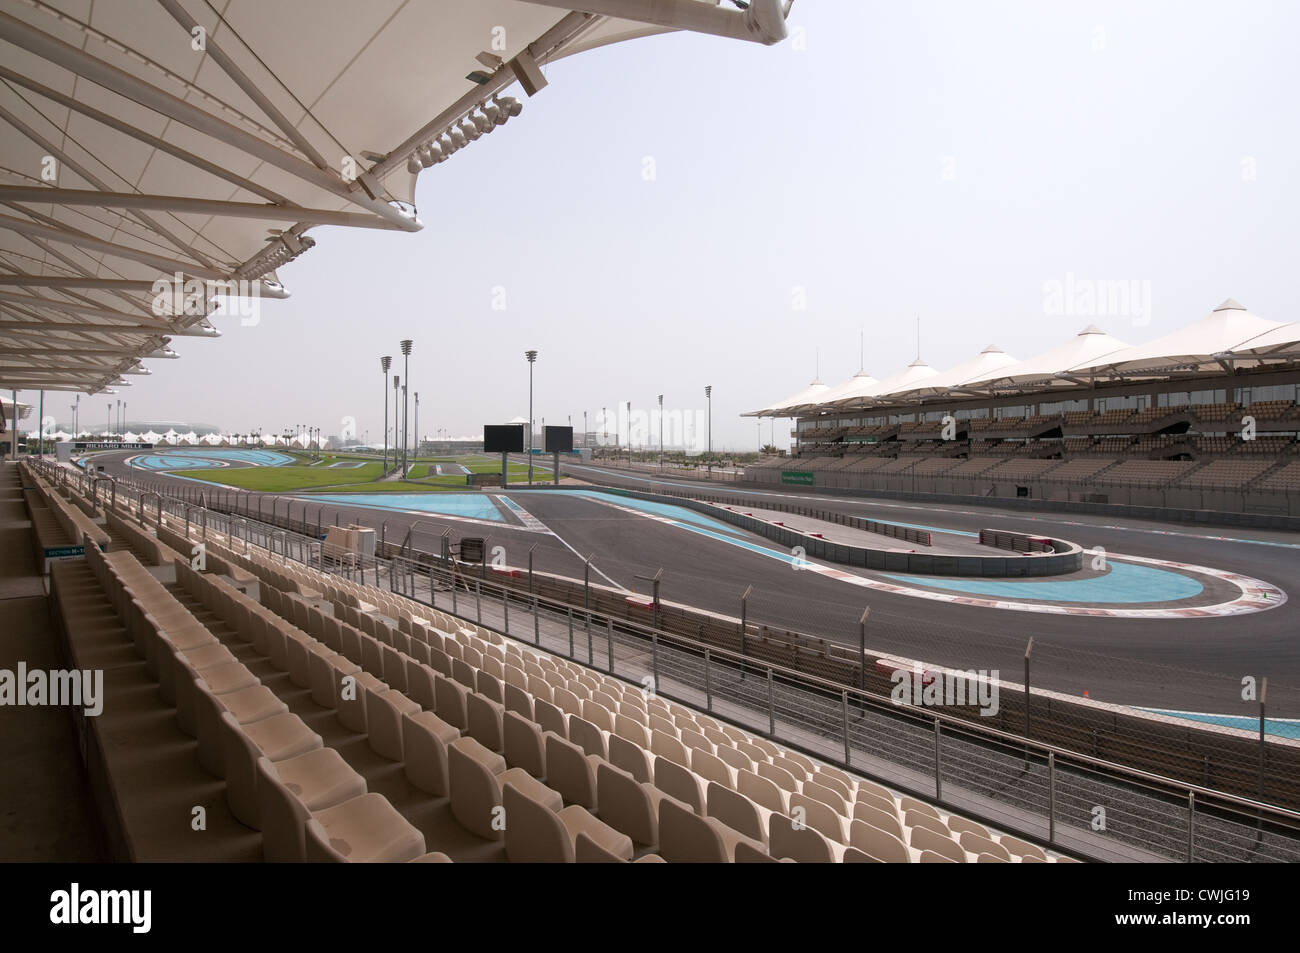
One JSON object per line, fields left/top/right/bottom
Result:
{"left": 526, "top": 350, "right": 538, "bottom": 485}
{"left": 381, "top": 355, "right": 392, "bottom": 473}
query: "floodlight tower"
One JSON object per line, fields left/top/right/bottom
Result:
{"left": 705, "top": 385, "right": 712, "bottom": 457}
{"left": 657, "top": 394, "right": 664, "bottom": 464}
{"left": 525, "top": 350, "right": 538, "bottom": 484}
{"left": 381, "top": 356, "right": 392, "bottom": 473}
{"left": 414, "top": 392, "right": 420, "bottom": 458}
{"left": 400, "top": 339, "right": 413, "bottom": 473}
{"left": 393, "top": 375, "right": 401, "bottom": 475}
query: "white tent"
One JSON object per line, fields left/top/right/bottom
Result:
{"left": 201, "top": 432, "right": 224, "bottom": 446}
{"left": 180, "top": 431, "right": 199, "bottom": 445}
{"left": 963, "top": 324, "right": 1132, "bottom": 392}
{"left": 141, "top": 430, "right": 162, "bottom": 443}
{"left": 1080, "top": 299, "right": 1283, "bottom": 377}
{"left": 122, "top": 431, "right": 140, "bottom": 442}
{"left": 884, "top": 345, "right": 1019, "bottom": 401}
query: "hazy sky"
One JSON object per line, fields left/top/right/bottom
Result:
{"left": 26, "top": 1, "right": 1300, "bottom": 449}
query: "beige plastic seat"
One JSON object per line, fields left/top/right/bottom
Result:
{"left": 608, "top": 733, "right": 653, "bottom": 784}
{"left": 854, "top": 788, "right": 899, "bottom": 819}
{"left": 502, "top": 781, "right": 633, "bottom": 863}
{"left": 502, "top": 710, "right": 547, "bottom": 779}
{"left": 735, "top": 841, "right": 785, "bottom": 863}
{"left": 738, "top": 769, "right": 789, "bottom": 815}
{"left": 337, "top": 671, "right": 385, "bottom": 733}
{"left": 946, "top": 814, "right": 991, "bottom": 840}
{"left": 1000, "top": 835, "right": 1049, "bottom": 862}
{"left": 919, "top": 849, "right": 957, "bottom": 863}
{"left": 613, "top": 715, "right": 650, "bottom": 748}
{"left": 715, "top": 745, "right": 755, "bottom": 775}
{"left": 906, "top": 810, "right": 951, "bottom": 838}
{"left": 381, "top": 644, "right": 408, "bottom": 693}
{"left": 365, "top": 687, "right": 421, "bottom": 761}
{"left": 566, "top": 715, "right": 608, "bottom": 760}
{"left": 803, "top": 779, "right": 850, "bottom": 816}
{"left": 653, "top": 757, "right": 708, "bottom": 814}
{"left": 192, "top": 678, "right": 286, "bottom": 776}
{"left": 574, "top": 831, "right": 629, "bottom": 863}
{"left": 910, "top": 826, "right": 966, "bottom": 863}
{"left": 160, "top": 640, "right": 236, "bottom": 707}
{"left": 659, "top": 798, "right": 763, "bottom": 863}
{"left": 594, "top": 762, "right": 675, "bottom": 849}
{"left": 534, "top": 698, "right": 568, "bottom": 738}
{"left": 402, "top": 710, "right": 460, "bottom": 796}
{"left": 706, "top": 781, "right": 768, "bottom": 844}
{"left": 176, "top": 656, "right": 260, "bottom": 739}
{"left": 650, "top": 730, "right": 689, "bottom": 767}
{"left": 448, "top": 736, "right": 560, "bottom": 841}
{"left": 756, "top": 760, "right": 801, "bottom": 797}
{"left": 689, "top": 748, "right": 736, "bottom": 790}
{"left": 735, "top": 740, "right": 771, "bottom": 764}
{"left": 452, "top": 657, "right": 477, "bottom": 691}
{"left": 790, "top": 792, "right": 849, "bottom": 845}
{"left": 961, "top": 832, "right": 1012, "bottom": 861}
{"left": 218, "top": 710, "right": 323, "bottom": 827}
{"left": 257, "top": 751, "right": 368, "bottom": 862}
{"left": 476, "top": 670, "right": 504, "bottom": 705}
{"left": 434, "top": 673, "right": 469, "bottom": 730}
{"left": 854, "top": 802, "right": 906, "bottom": 842}
{"left": 466, "top": 692, "right": 505, "bottom": 753}
{"left": 305, "top": 793, "right": 426, "bottom": 862}
{"left": 850, "top": 819, "right": 911, "bottom": 862}
{"left": 545, "top": 734, "right": 601, "bottom": 809}
{"left": 404, "top": 659, "right": 437, "bottom": 710}
{"left": 899, "top": 796, "right": 941, "bottom": 820}
{"left": 768, "top": 812, "right": 841, "bottom": 863}
{"left": 503, "top": 682, "right": 533, "bottom": 720}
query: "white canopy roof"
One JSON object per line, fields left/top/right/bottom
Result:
{"left": 745, "top": 377, "right": 829, "bottom": 417}
{"left": 885, "top": 345, "right": 1018, "bottom": 400}
{"left": 963, "top": 324, "right": 1132, "bottom": 392}
{"left": 823, "top": 359, "right": 938, "bottom": 410}
{"left": 0, "top": 1, "right": 787, "bottom": 395}
{"left": 1224, "top": 321, "right": 1300, "bottom": 363}
{"left": 1081, "top": 299, "right": 1284, "bottom": 377}
{"left": 783, "top": 370, "right": 879, "bottom": 415}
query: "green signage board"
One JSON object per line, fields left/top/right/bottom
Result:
{"left": 781, "top": 471, "right": 815, "bottom": 486}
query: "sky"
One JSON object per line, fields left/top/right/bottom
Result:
{"left": 22, "top": 0, "right": 1300, "bottom": 449}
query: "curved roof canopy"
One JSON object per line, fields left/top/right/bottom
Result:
{"left": 823, "top": 358, "right": 938, "bottom": 411}
{"left": 784, "top": 369, "right": 879, "bottom": 415}
{"left": 885, "top": 344, "right": 1017, "bottom": 400}
{"left": 744, "top": 377, "right": 829, "bottom": 417}
{"left": 1227, "top": 321, "right": 1300, "bottom": 363}
{"left": 1080, "top": 299, "right": 1283, "bottom": 377}
{"left": 0, "top": 0, "right": 788, "bottom": 395}
{"left": 961, "top": 324, "right": 1132, "bottom": 392}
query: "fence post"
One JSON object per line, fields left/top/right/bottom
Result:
{"left": 767, "top": 667, "right": 775, "bottom": 736}
{"left": 704, "top": 648, "right": 712, "bottom": 712}
{"left": 1187, "top": 791, "right": 1196, "bottom": 862}
{"left": 842, "top": 690, "right": 850, "bottom": 766}
{"left": 858, "top": 607, "right": 870, "bottom": 691}
{"left": 934, "top": 718, "right": 943, "bottom": 801}
{"left": 475, "top": 580, "right": 481, "bottom": 624}
{"left": 502, "top": 583, "right": 509, "bottom": 635}
{"left": 606, "top": 618, "right": 614, "bottom": 675}
{"left": 1024, "top": 637, "right": 1034, "bottom": 742}
{"left": 568, "top": 607, "right": 574, "bottom": 658}
{"left": 740, "top": 585, "right": 752, "bottom": 678}
{"left": 1259, "top": 676, "right": 1268, "bottom": 802}
{"left": 651, "top": 630, "right": 659, "bottom": 692}
{"left": 1048, "top": 751, "right": 1056, "bottom": 844}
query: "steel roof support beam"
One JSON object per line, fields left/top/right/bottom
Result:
{"left": 0, "top": 274, "right": 289, "bottom": 298}
{"left": 0, "top": 290, "right": 173, "bottom": 328}
{"left": 156, "top": 0, "right": 331, "bottom": 171}
{"left": 0, "top": 187, "right": 403, "bottom": 229}
{"left": 0, "top": 210, "right": 227, "bottom": 279}
{"left": 0, "top": 101, "right": 216, "bottom": 267}
{"left": 513, "top": 0, "right": 790, "bottom": 45}
{"left": 0, "top": 64, "right": 291, "bottom": 205}
{"left": 0, "top": 11, "right": 419, "bottom": 232}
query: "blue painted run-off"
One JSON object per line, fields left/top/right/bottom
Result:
{"left": 132, "top": 448, "right": 294, "bottom": 470}
{"left": 306, "top": 493, "right": 506, "bottom": 522}
{"left": 1139, "top": 708, "right": 1300, "bottom": 741}
{"left": 883, "top": 560, "right": 1203, "bottom": 604}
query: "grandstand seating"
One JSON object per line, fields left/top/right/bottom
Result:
{"left": 30, "top": 461, "right": 1077, "bottom": 864}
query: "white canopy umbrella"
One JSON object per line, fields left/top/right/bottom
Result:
{"left": 141, "top": 430, "right": 162, "bottom": 443}
{"left": 1080, "top": 299, "right": 1283, "bottom": 377}
{"left": 122, "top": 430, "right": 140, "bottom": 442}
